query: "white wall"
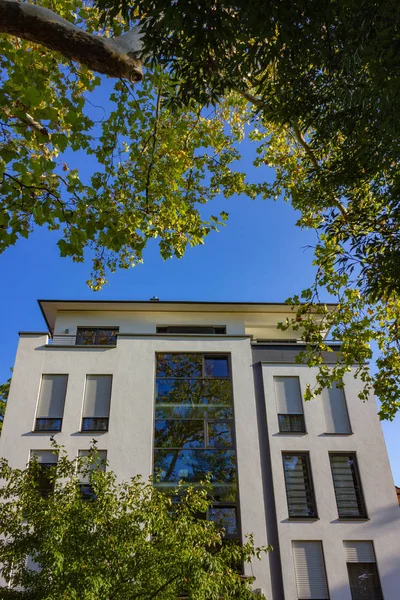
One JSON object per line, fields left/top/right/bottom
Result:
{"left": 0, "top": 331, "right": 273, "bottom": 598}
{"left": 53, "top": 310, "right": 247, "bottom": 335}
{"left": 261, "top": 363, "right": 400, "bottom": 600}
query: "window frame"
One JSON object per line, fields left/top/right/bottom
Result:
{"left": 76, "top": 327, "right": 119, "bottom": 346}
{"left": 329, "top": 453, "right": 368, "bottom": 519}
{"left": 322, "top": 382, "right": 352, "bottom": 435}
{"left": 282, "top": 452, "right": 318, "bottom": 519}
{"left": 80, "top": 374, "right": 113, "bottom": 433}
{"left": 153, "top": 352, "right": 241, "bottom": 540}
{"left": 34, "top": 374, "right": 68, "bottom": 433}
{"left": 274, "top": 376, "right": 307, "bottom": 434}
{"left": 292, "top": 540, "right": 330, "bottom": 600}
{"left": 156, "top": 325, "right": 226, "bottom": 335}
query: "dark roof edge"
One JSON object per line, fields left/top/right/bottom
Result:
{"left": 38, "top": 299, "right": 337, "bottom": 306}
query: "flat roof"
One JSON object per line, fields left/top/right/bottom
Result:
{"left": 38, "top": 299, "right": 336, "bottom": 333}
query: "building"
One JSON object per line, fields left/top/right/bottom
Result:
{"left": 0, "top": 299, "right": 399, "bottom": 599}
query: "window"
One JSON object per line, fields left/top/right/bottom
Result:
{"left": 30, "top": 450, "right": 58, "bottom": 498}
{"left": 283, "top": 454, "right": 317, "bottom": 518}
{"left": 292, "top": 541, "right": 329, "bottom": 599}
{"left": 344, "top": 542, "right": 383, "bottom": 600}
{"left": 35, "top": 375, "right": 68, "bottom": 432}
{"left": 81, "top": 375, "right": 112, "bottom": 432}
{"left": 154, "top": 353, "right": 238, "bottom": 534}
{"left": 322, "top": 382, "right": 351, "bottom": 434}
{"left": 330, "top": 454, "right": 367, "bottom": 518}
{"left": 78, "top": 450, "right": 107, "bottom": 499}
{"left": 274, "top": 376, "right": 305, "bottom": 433}
{"left": 156, "top": 325, "right": 226, "bottom": 334}
{"left": 76, "top": 327, "right": 118, "bottom": 346}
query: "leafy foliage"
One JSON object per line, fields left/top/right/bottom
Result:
{"left": 0, "top": 443, "right": 269, "bottom": 599}
{"left": 2, "top": 0, "right": 400, "bottom": 416}
{"left": 0, "top": 375, "right": 10, "bottom": 433}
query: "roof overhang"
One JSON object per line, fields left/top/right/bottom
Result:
{"left": 38, "top": 299, "right": 337, "bottom": 335}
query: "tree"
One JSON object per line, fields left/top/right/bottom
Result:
{"left": 0, "top": 376, "right": 10, "bottom": 434}
{"left": 1, "top": 0, "right": 400, "bottom": 418}
{"left": 0, "top": 444, "right": 268, "bottom": 599}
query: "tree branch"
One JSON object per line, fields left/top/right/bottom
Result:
{"left": 0, "top": 0, "right": 143, "bottom": 82}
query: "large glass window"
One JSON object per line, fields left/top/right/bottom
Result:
{"left": 154, "top": 353, "right": 238, "bottom": 535}
{"left": 330, "top": 454, "right": 367, "bottom": 518}
{"left": 282, "top": 453, "right": 317, "bottom": 518}
{"left": 344, "top": 541, "right": 383, "bottom": 600}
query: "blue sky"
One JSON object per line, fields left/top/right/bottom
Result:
{"left": 0, "top": 105, "right": 399, "bottom": 485}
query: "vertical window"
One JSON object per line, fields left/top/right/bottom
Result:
{"left": 330, "top": 454, "right": 367, "bottom": 518}
{"left": 81, "top": 375, "right": 112, "bottom": 432}
{"left": 283, "top": 454, "right": 317, "bottom": 518}
{"left": 322, "top": 383, "right": 351, "bottom": 434}
{"left": 78, "top": 450, "right": 107, "bottom": 500}
{"left": 30, "top": 450, "right": 58, "bottom": 498}
{"left": 154, "top": 353, "right": 238, "bottom": 537}
{"left": 292, "top": 541, "right": 329, "bottom": 599}
{"left": 35, "top": 375, "right": 68, "bottom": 432}
{"left": 344, "top": 542, "right": 383, "bottom": 600}
{"left": 274, "top": 376, "right": 305, "bottom": 433}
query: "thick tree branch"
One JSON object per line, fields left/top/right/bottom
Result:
{"left": 0, "top": 0, "right": 143, "bottom": 82}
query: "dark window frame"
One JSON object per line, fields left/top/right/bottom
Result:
{"left": 329, "top": 453, "right": 368, "bottom": 519}
{"left": 282, "top": 452, "right": 318, "bottom": 519}
{"left": 153, "top": 352, "right": 241, "bottom": 540}
{"left": 156, "top": 325, "right": 226, "bottom": 335}
{"left": 34, "top": 417, "right": 63, "bottom": 432}
{"left": 76, "top": 327, "right": 119, "bottom": 346}
{"left": 154, "top": 418, "right": 235, "bottom": 450}
{"left": 81, "top": 416, "right": 109, "bottom": 432}
{"left": 278, "top": 413, "right": 306, "bottom": 433}
{"left": 347, "top": 562, "right": 383, "bottom": 600}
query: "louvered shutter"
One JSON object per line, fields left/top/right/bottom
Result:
{"left": 83, "top": 375, "right": 112, "bottom": 417}
{"left": 274, "top": 377, "right": 303, "bottom": 414}
{"left": 37, "top": 375, "right": 67, "bottom": 418}
{"left": 344, "top": 541, "right": 376, "bottom": 563}
{"left": 292, "top": 541, "right": 329, "bottom": 599}
{"left": 322, "top": 383, "right": 351, "bottom": 433}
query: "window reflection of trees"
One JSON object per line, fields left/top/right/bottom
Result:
{"left": 154, "top": 353, "right": 239, "bottom": 537}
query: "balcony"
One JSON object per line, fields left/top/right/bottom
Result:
{"left": 50, "top": 328, "right": 118, "bottom": 347}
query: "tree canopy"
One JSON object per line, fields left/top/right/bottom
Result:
{"left": 1, "top": 0, "right": 400, "bottom": 418}
{"left": 0, "top": 376, "right": 10, "bottom": 434}
{"left": 0, "top": 444, "right": 268, "bottom": 599}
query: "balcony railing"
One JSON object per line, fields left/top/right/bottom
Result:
{"left": 50, "top": 333, "right": 117, "bottom": 347}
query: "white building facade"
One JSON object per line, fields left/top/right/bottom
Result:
{"left": 1, "top": 299, "right": 399, "bottom": 599}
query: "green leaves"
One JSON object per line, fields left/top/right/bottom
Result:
{"left": 0, "top": 443, "right": 269, "bottom": 599}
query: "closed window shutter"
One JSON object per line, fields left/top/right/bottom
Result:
{"left": 274, "top": 377, "right": 303, "bottom": 414}
{"left": 78, "top": 450, "right": 107, "bottom": 483}
{"left": 37, "top": 375, "right": 67, "bottom": 418}
{"left": 83, "top": 375, "right": 112, "bottom": 418}
{"left": 292, "top": 541, "right": 329, "bottom": 599}
{"left": 344, "top": 541, "right": 375, "bottom": 563}
{"left": 322, "top": 383, "right": 351, "bottom": 433}
{"left": 30, "top": 450, "right": 58, "bottom": 464}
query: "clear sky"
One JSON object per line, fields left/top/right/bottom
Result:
{"left": 0, "top": 104, "right": 398, "bottom": 486}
